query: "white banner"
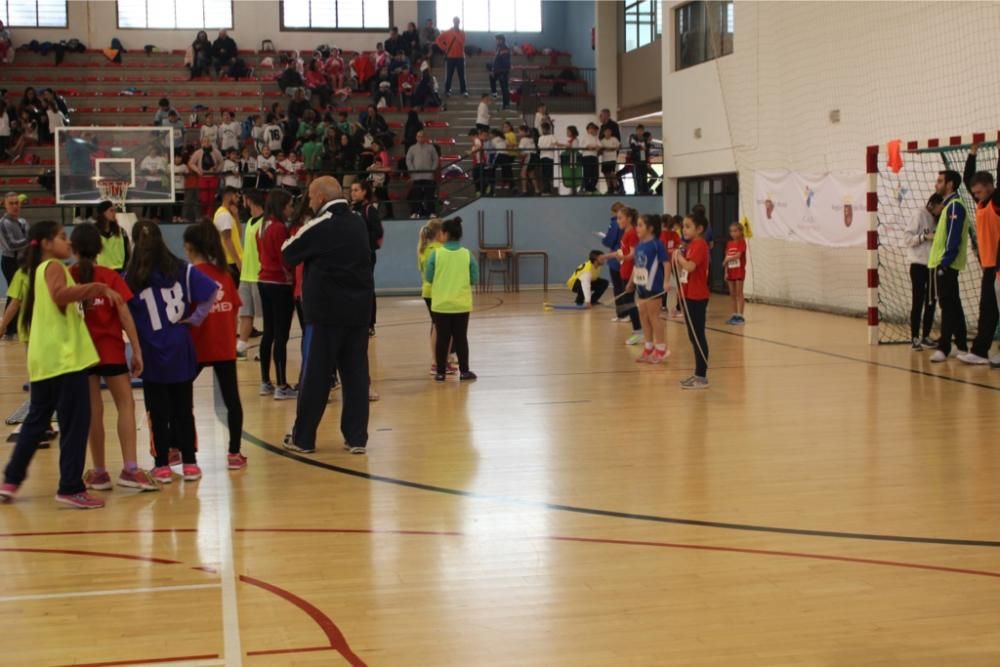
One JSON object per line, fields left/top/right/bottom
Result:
{"left": 752, "top": 170, "right": 867, "bottom": 247}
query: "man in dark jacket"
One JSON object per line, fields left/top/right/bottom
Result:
{"left": 211, "top": 30, "right": 238, "bottom": 76}
{"left": 281, "top": 176, "right": 374, "bottom": 455}
{"left": 492, "top": 34, "right": 512, "bottom": 110}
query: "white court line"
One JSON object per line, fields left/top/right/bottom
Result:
{"left": 217, "top": 458, "right": 243, "bottom": 665}
{"left": 0, "top": 582, "right": 221, "bottom": 603}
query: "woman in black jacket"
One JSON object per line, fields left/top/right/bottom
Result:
{"left": 191, "top": 31, "right": 212, "bottom": 79}
{"left": 403, "top": 110, "right": 423, "bottom": 154}
{"left": 350, "top": 179, "right": 383, "bottom": 337}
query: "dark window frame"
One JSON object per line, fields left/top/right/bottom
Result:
{"left": 114, "top": 0, "right": 234, "bottom": 30}
{"left": 279, "top": 0, "right": 393, "bottom": 33}
{"left": 674, "top": 0, "right": 733, "bottom": 71}
{"left": 3, "top": 0, "right": 69, "bottom": 28}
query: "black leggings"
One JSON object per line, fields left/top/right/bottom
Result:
{"left": 259, "top": 282, "right": 295, "bottom": 386}
{"left": 433, "top": 312, "right": 470, "bottom": 373}
{"left": 581, "top": 155, "right": 599, "bottom": 192}
{"left": 909, "top": 263, "right": 936, "bottom": 340}
{"left": 198, "top": 361, "right": 243, "bottom": 454}
{"left": 143, "top": 379, "right": 196, "bottom": 467}
{"left": 684, "top": 298, "right": 709, "bottom": 378}
{"left": 2, "top": 255, "right": 18, "bottom": 337}
{"left": 619, "top": 276, "right": 641, "bottom": 331}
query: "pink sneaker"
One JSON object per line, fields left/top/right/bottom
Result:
{"left": 118, "top": 468, "right": 158, "bottom": 492}
{"left": 227, "top": 453, "right": 247, "bottom": 470}
{"left": 182, "top": 464, "right": 202, "bottom": 481}
{"left": 636, "top": 348, "right": 654, "bottom": 363}
{"left": 55, "top": 491, "right": 106, "bottom": 509}
{"left": 168, "top": 448, "right": 182, "bottom": 466}
{"left": 0, "top": 482, "right": 18, "bottom": 502}
{"left": 83, "top": 469, "right": 113, "bottom": 491}
{"left": 649, "top": 348, "right": 671, "bottom": 365}
{"left": 151, "top": 466, "right": 174, "bottom": 484}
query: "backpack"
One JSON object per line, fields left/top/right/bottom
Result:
{"left": 110, "top": 38, "right": 125, "bottom": 53}
{"left": 228, "top": 57, "right": 249, "bottom": 79}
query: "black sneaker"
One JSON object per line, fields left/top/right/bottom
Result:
{"left": 911, "top": 337, "right": 922, "bottom": 351}
{"left": 434, "top": 372, "right": 446, "bottom": 382}
{"left": 459, "top": 371, "right": 477, "bottom": 381}
{"left": 250, "top": 328, "right": 262, "bottom": 338}
{"left": 920, "top": 337, "right": 936, "bottom": 349}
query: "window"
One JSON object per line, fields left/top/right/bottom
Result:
{"left": 436, "top": 0, "right": 542, "bottom": 33}
{"left": 1, "top": 0, "right": 67, "bottom": 27}
{"left": 117, "top": 0, "right": 232, "bottom": 30}
{"left": 281, "top": 0, "right": 390, "bottom": 31}
{"left": 675, "top": 0, "right": 733, "bottom": 70}
{"left": 623, "top": 0, "right": 660, "bottom": 53}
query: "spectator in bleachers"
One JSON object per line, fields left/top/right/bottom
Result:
{"left": 41, "top": 89, "right": 69, "bottom": 121}
{"left": 401, "top": 22, "right": 421, "bottom": 62}
{"left": 222, "top": 148, "right": 241, "bottom": 190}
{"left": 19, "top": 88, "right": 47, "bottom": 143}
{"left": 256, "top": 145, "right": 277, "bottom": 188}
{"left": 304, "top": 59, "right": 331, "bottom": 108}
{"left": 189, "top": 136, "right": 224, "bottom": 218}
{"left": 287, "top": 89, "right": 310, "bottom": 125}
{"left": 263, "top": 113, "right": 285, "bottom": 153}
{"left": 403, "top": 110, "right": 423, "bottom": 155}
{"left": 537, "top": 121, "right": 557, "bottom": 195}
{"left": 389, "top": 51, "right": 410, "bottom": 80}
{"left": 43, "top": 99, "right": 66, "bottom": 138}
{"left": 421, "top": 19, "right": 440, "bottom": 60}
{"left": 332, "top": 132, "right": 358, "bottom": 186}
{"left": 153, "top": 97, "right": 176, "bottom": 126}
{"left": 366, "top": 140, "right": 393, "bottom": 218}
{"left": 374, "top": 43, "right": 390, "bottom": 72}
{"left": 437, "top": 17, "right": 468, "bottom": 97}
{"left": 476, "top": 93, "right": 490, "bottom": 132}
{"left": 0, "top": 102, "right": 10, "bottom": 159}
{"left": 200, "top": 111, "right": 220, "bottom": 148}
{"left": 190, "top": 31, "right": 212, "bottom": 79}
{"left": 140, "top": 144, "right": 168, "bottom": 219}
{"left": 165, "top": 109, "right": 185, "bottom": 152}
{"left": 361, "top": 105, "right": 393, "bottom": 149}
{"left": 535, "top": 103, "right": 553, "bottom": 135}
{"left": 628, "top": 124, "right": 651, "bottom": 195}
{"left": 372, "top": 70, "right": 392, "bottom": 108}
{"left": 212, "top": 30, "right": 239, "bottom": 77}
{"left": 492, "top": 35, "right": 512, "bottom": 110}
{"left": 325, "top": 48, "right": 346, "bottom": 91}
{"left": 599, "top": 109, "right": 621, "bottom": 142}
{"left": 406, "top": 130, "right": 439, "bottom": 218}
{"left": 466, "top": 128, "right": 488, "bottom": 195}
{"left": 385, "top": 27, "right": 404, "bottom": 57}
{"left": 277, "top": 57, "right": 305, "bottom": 96}
{"left": 219, "top": 110, "right": 241, "bottom": 154}
{"left": 411, "top": 62, "right": 441, "bottom": 110}
{"left": 519, "top": 125, "right": 541, "bottom": 196}
{"left": 0, "top": 21, "right": 11, "bottom": 65}
{"left": 10, "top": 109, "right": 36, "bottom": 161}
{"left": 398, "top": 65, "right": 418, "bottom": 108}
{"left": 351, "top": 52, "right": 376, "bottom": 91}
{"left": 239, "top": 145, "right": 257, "bottom": 189}
{"left": 600, "top": 125, "right": 621, "bottom": 194}
{"left": 580, "top": 122, "right": 601, "bottom": 193}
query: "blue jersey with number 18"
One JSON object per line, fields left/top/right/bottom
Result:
{"left": 128, "top": 264, "right": 219, "bottom": 384}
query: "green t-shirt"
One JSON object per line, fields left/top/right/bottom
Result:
{"left": 302, "top": 141, "right": 325, "bottom": 171}
{"left": 297, "top": 121, "right": 315, "bottom": 140}
{"left": 240, "top": 215, "right": 264, "bottom": 282}
{"left": 23, "top": 260, "right": 99, "bottom": 381}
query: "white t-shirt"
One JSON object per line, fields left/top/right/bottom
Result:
{"left": 256, "top": 154, "right": 277, "bottom": 174}
{"left": 172, "top": 162, "right": 188, "bottom": 191}
{"left": 219, "top": 121, "right": 241, "bottom": 152}
{"left": 580, "top": 133, "right": 600, "bottom": 158}
{"left": 0, "top": 114, "right": 9, "bottom": 138}
{"left": 600, "top": 136, "right": 621, "bottom": 162}
{"left": 263, "top": 124, "right": 284, "bottom": 151}
{"left": 476, "top": 102, "right": 490, "bottom": 126}
{"left": 214, "top": 208, "right": 235, "bottom": 244}
{"left": 222, "top": 158, "right": 241, "bottom": 188}
{"left": 251, "top": 125, "right": 265, "bottom": 152}
{"left": 537, "top": 134, "right": 558, "bottom": 158}
{"left": 517, "top": 137, "right": 535, "bottom": 162}
{"left": 139, "top": 155, "right": 167, "bottom": 184}
{"left": 278, "top": 159, "right": 300, "bottom": 187}
{"left": 200, "top": 124, "right": 219, "bottom": 147}
{"left": 240, "top": 156, "right": 257, "bottom": 174}
{"left": 46, "top": 109, "right": 66, "bottom": 130}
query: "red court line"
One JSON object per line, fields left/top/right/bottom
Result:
{"left": 0, "top": 529, "right": 198, "bottom": 538}
{"left": 0, "top": 547, "right": 181, "bottom": 565}
{"left": 247, "top": 645, "right": 336, "bottom": 656}
{"left": 237, "top": 528, "right": 1000, "bottom": 580}
{"left": 240, "top": 575, "right": 367, "bottom": 667}
{"left": 57, "top": 653, "right": 219, "bottom": 667}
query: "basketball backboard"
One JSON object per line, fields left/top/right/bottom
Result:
{"left": 55, "top": 127, "right": 175, "bottom": 206}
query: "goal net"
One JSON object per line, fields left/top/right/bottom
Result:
{"left": 875, "top": 141, "right": 987, "bottom": 344}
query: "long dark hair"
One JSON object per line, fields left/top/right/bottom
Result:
{"left": 70, "top": 223, "right": 102, "bottom": 285}
{"left": 265, "top": 188, "right": 293, "bottom": 224}
{"left": 19, "top": 220, "right": 62, "bottom": 336}
{"left": 353, "top": 179, "right": 374, "bottom": 204}
{"left": 126, "top": 220, "right": 182, "bottom": 292}
{"left": 289, "top": 195, "right": 313, "bottom": 228}
{"left": 183, "top": 219, "right": 227, "bottom": 273}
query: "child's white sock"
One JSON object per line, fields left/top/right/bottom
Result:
{"left": 655, "top": 344, "right": 667, "bottom": 352}
{"left": 236, "top": 340, "right": 248, "bottom": 353}
{"left": 644, "top": 342, "right": 654, "bottom": 351}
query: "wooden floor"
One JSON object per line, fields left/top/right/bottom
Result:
{"left": 0, "top": 293, "right": 998, "bottom": 666}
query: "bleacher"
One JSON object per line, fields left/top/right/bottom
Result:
{"left": 0, "top": 46, "right": 595, "bottom": 219}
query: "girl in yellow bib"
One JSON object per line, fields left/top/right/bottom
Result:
{"left": 0, "top": 221, "right": 123, "bottom": 509}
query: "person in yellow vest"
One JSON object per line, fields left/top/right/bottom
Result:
{"left": 213, "top": 186, "right": 243, "bottom": 284}
{"left": 566, "top": 250, "right": 609, "bottom": 307}
{"left": 94, "top": 200, "right": 130, "bottom": 272}
{"left": 927, "top": 170, "right": 971, "bottom": 363}
{"left": 424, "top": 216, "right": 478, "bottom": 382}
{"left": 0, "top": 220, "right": 123, "bottom": 509}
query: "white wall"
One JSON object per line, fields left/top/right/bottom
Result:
{"left": 660, "top": 0, "right": 1000, "bottom": 315}
{"left": 11, "top": 0, "right": 418, "bottom": 53}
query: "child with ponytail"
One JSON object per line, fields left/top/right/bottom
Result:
{"left": 0, "top": 221, "right": 121, "bottom": 508}
{"left": 183, "top": 220, "right": 246, "bottom": 470}
{"left": 70, "top": 224, "right": 153, "bottom": 492}
{"left": 126, "top": 221, "right": 219, "bottom": 483}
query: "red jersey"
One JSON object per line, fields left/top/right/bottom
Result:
{"left": 660, "top": 229, "right": 682, "bottom": 258}
{"left": 619, "top": 226, "right": 639, "bottom": 280}
{"left": 724, "top": 239, "right": 747, "bottom": 281}
{"left": 681, "top": 238, "right": 710, "bottom": 301}
{"left": 256, "top": 217, "right": 293, "bottom": 284}
{"left": 190, "top": 262, "right": 241, "bottom": 364}
{"left": 324, "top": 57, "right": 344, "bottom": 76}
{"left": 289, "top": 223, "right": 304, "bottom": 299}
{"left": 70, "top": 265, "right": 132, "bottom": 366}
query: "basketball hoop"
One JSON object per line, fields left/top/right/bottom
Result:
{"left": 97, "top": 179, "right": 130, "bottom": 212}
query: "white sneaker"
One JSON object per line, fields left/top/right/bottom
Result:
{"left": 72, "top": 216, "right": 85, "bottom": 224}
{"left": 928, "top": 350, "right": 947, "bottom": 363}
{"left": 625, "top": 333, "right": 643, "bottom": 346}
{"left": 610, "top": 316, "right": 623, "bottom": 322}
{"left": 990, "top": 353, "right": 1000, "bottom": 365}
{"left": 957, "top": 352, "right": 990, "bottom": 365}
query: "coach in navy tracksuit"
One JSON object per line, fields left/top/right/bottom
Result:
{"left": 281, "top": 176, "right": 374, "bottom": 455}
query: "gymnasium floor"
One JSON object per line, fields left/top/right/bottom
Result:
{"left": 0, "top": 293, "right": 998, "bottom": 666}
